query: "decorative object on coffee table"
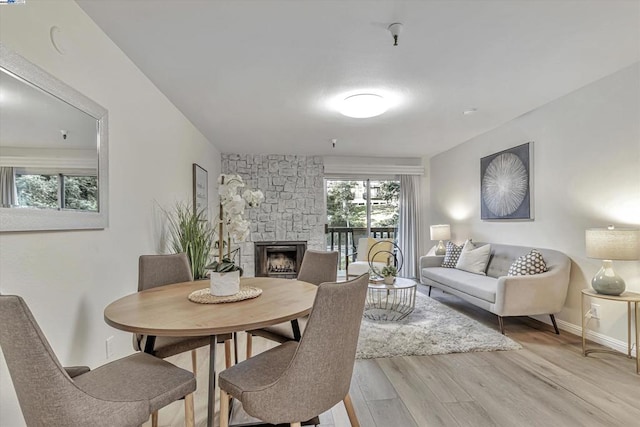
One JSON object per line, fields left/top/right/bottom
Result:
{"left": 585, "top": 225, "right": 639, "bottom": 296}
{"left": 430, "top": 224, "right": 451, "bottom": 255}
{"left": 380, "top": 265, "right": 398, "bottom": 285}
{"left": 481, "top": 142, "right": 533, "bottom": 220}
{"left": 368, "top": 240, "right": 403, "bottom": 282}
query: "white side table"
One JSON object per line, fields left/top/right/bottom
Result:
{"left": 364, "top": 277, "right": 417, "bottom": 321}
{"left": 581, "top": 289, "right": 640, "bottom": 374}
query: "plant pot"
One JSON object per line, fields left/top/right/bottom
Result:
{"left": 384, "top": 275, "right": 395, "bottom": 285}
{"left": 210, "top": 270, "right": 240, "bottom": 296}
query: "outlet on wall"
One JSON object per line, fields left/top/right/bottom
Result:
{"left": 105, "top": 336, "right": 114, "bottom": 359}
{"left": 590, "top": 303, "right": 601, "bottom": 320}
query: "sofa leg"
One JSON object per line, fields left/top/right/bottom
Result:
{"left": 550, "top": 314, "right": 560, "bottom": 334}
{"left": 428, "top": 286, "right": 432, "bottom": 297}
{"left": 498, "top": 316, "right": 505, "bottom": 335}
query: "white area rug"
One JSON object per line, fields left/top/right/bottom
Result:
{"left": 356, "top": 293, "right": 522, "bottom": 359}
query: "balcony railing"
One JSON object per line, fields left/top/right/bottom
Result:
{"left": 325, "top": 225, "right": 397, "bottom": 270}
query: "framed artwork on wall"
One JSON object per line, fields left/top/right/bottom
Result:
{"left": 193, "top": 163, "right": 208, "bottom": 216}
{"left": 480, "top": 142, "right": 534, "bottom": 220}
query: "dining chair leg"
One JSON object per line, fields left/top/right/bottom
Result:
{"left": 246, "top": 332, "right": 253, "bottom": 359}
{"left": 225, "top": 339, "right": 232, "bottom": 368}
{"left": 151, "top": 411, "right": 158, "bottom": 427}
{"left": 233, "top": 332, "right": 239, "bottom": 364}
{"left": 184, "top": 393, "right": 195, "bottom": 427}
{"left": 344, "top": 393, "right": 360, "bottom": 427}
{"left": 191, "top": 349, "right": 197, "bottom": 374}
{"left": 220, "top": 389, "right": 230, "bottom": 427}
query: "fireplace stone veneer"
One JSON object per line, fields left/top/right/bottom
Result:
{"left": 255, "top": 241, "right": 307, "bottom": 279}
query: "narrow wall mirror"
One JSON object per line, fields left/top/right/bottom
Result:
{"left": 0, "top": 44, "right": 108, "bottom": 231}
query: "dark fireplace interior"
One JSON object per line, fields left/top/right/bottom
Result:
{"left": 255, "top": 241, "right": 307, "bottom": 279}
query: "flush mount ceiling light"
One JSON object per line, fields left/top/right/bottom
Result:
{"left": 339, "top": 94, "right": 388, "bottom": 118}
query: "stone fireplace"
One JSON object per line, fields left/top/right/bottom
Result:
{"left": 222, "top": 154, "right": 325, "bottom": 276}
{"left": 255, "top": 241, "right": 307, "bottom": 279}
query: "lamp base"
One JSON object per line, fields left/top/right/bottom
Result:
{"left": 591, "top": 260, "right": 625, "bottom": 296}
{"left": 435, "top": 240, "right": 446, "bottom": 256}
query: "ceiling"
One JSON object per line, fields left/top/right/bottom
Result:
{"left": 77, "top": 0, "right": 640, "bottom": 158}
{"left": 0, "top": 68, "right": 96, "bottom": 150}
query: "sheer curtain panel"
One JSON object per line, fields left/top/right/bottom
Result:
{"left": 0, "top": 167, "right": 15, "bottom": 208}
{"left": 398, "top": 175, "right": 421, "bottom": 279}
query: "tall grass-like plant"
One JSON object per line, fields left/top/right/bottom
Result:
{"left": 166, "top": 202, "right": 214, "bottom": 280}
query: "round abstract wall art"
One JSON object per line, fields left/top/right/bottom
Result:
{"left": 480, "top": 142, "right": 532, "bottom": 220}
{"left": 482, "top": 153, "right": 527, "bottom": 216}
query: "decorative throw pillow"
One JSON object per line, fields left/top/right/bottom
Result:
{"left": 441, "top": 241, "right": 465, "bottom": 268}
{"left": 367, "top": 238, "right": 393, "bottom": 263}
{"left": 508, "top": 249, "right": 548, "bottom": 276}
{"left": 455, "top": 240, "right": 491, "bottom": 275}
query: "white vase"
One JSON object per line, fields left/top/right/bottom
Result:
{"left": 210, "top": 270, "right": 240, "bottom": 296}
{"left": 384, "top": 275, "right": 395, "bottom": 285}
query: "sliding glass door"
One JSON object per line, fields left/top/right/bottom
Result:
{"left": 325, "top": 178, "right": 399, "bottom": 270}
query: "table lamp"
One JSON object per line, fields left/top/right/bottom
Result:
{"left": 430, "top": 224, "right": 451, "bottom": 256}
{"left": 585, "top": 225, "right": 639, "bottom": 296}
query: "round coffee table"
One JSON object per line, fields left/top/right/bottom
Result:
{"left": 364, "top": 277, "right": 417, "bottom": 321}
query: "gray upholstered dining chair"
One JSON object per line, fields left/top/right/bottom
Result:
{"left": 219, "top": 273, "right": 369, "bottom": 427}
{"left": 245, "top": 250, "right": 339, "bottom": 358}
{"left": 136, "top": 253, "right": 234, "bottom": 375}
{"left": 0, "top": 294, "right": 196, "bottom": 427}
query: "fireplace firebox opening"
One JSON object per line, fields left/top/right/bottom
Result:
{"left": 255, "top": 241, "right": 307, "bottom": 279}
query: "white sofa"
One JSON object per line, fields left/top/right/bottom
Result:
{"left": 419, "top": 242, "right": 571, "bottom": 334}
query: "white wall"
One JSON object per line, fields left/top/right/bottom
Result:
{"left": 428, "top": 63, "right": 640, "bottom": 345}
{"left": 0, "top": 2, "right": 221, "bottom": 425}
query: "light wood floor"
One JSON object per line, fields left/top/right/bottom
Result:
{"left": 145, "top": 286, "right": 640, "bottom": 427}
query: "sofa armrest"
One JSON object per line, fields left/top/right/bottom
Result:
{"left": 493, "top": 266, "right": 570, "bottom": 316}
{"left": 420, "top": 255, "right": 444, "bottom": 269}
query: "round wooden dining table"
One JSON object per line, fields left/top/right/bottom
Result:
{"left": 104, "top": 277, "right": 317, "bottom": 427}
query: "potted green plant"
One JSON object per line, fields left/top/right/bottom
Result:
{"left": 380, "top": 265, "right": 398, "bottom": 285}
{"left": 165, "top": 202, "right": 215, "bottom": 280}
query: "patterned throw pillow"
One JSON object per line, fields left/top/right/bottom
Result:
{"left": 508, "top": 249, "right": 548, "bottom": 276}
{"left": 441, "top": 241, "right": 464, "bottom": 268}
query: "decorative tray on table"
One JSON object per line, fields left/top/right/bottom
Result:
{"left": 188, "top": 286, "right": 262, "bottom": 304}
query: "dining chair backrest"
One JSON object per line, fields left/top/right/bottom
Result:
{"left": 138, "top": 253, "right": 193, "bottom": 291}
{"left": 0, "top": 295, "right": 148, "bottom": 426}
{"left": 296, "top": 250, "right": 339, "bottom": 285}
{"left": 241, "top": 274, "right": 369, "bottom": 422}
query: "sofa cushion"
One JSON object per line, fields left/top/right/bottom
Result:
{"left": 422, "top": 267, "right": 497, "bottom": 302}
{"left": 441, "top": 241, "right": 464, "bottom": 268}
{"left": 481, "top": 243, "right": 539, "bottom": 278}
{"left": 508, "top": 249, "right": 548, "bottom": 276}
{"left": 455, "top": 241, "right": 491, "bottom": 275}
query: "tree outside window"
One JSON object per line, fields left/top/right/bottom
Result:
{"left": 15, "top": 172, "right": 97, "bottom": 211}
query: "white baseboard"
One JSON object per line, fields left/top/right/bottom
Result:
{"left": 554, "top": 318, "right": 637, "bottom": 358}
